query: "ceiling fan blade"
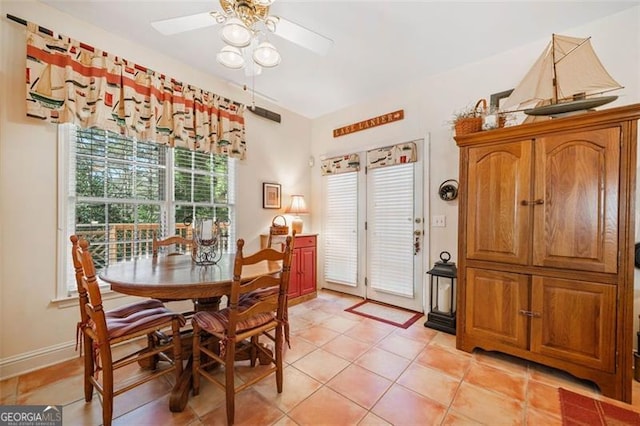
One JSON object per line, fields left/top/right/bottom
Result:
{"left": 272, "top": 17, "right": 333, "bottom": 56}
{"left": 151, "top": 12, "right": 216, "bottom": 36}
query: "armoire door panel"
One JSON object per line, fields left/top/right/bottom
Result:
{"left": 533, "top": 128, "right": 620, "bottom": 273}
{"left": 466, "top": 141, "right": 532, "bottom": 264}
{"left": 530, "top": 276, "right": 615, "bottom": 372}
{"left": 465, "top": 268, "right": 529, "bottom": 348}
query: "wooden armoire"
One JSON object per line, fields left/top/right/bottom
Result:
{"left": 455, "top": 104, "right": 640, "bottom": 402}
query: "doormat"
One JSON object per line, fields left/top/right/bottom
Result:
{"left": 345, "top": 300, "right": 423, "bottom": 329}
{"left": 558, "top": 387, "right": 640, "bottom": 425}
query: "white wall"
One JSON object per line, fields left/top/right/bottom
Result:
{"left": 310, "top": 7, "right": 640, "bottom": 327}
{"left": 0, "top": 0, "right": 312, "bottom": 378}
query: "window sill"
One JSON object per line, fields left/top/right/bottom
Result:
{"left": 51, "top": 289, "right": 128, "bottom": 309}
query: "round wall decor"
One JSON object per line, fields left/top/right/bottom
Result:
{"left": 438, "top": 179, "right": 459, "bottom": 201}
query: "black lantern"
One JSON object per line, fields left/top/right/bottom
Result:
{"left": 425, "top": 251, "right": 457, "bottom": 334}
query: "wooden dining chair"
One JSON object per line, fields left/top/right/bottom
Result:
{"left": 152, "top": 232, "right": 195, "bottom": 257}
{"left": 70, "top": 235, "right": 185, "bottom": 426}
{"left": 192, "top": 236, "right": 294, "bottom": 425}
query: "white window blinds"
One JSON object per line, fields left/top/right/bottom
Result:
{"left": 324, "top": 172, "right": 358, "bottom": 286}
{"left": 367, "top": 163, "right": 415, "bottom": 297}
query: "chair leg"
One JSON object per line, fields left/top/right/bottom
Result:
{"left": 192, "top": 324, "right": 201, "bottom": 396}
{"left": 275, "top": 326, "right": 283, "bottom": 393}
{"left": 171, "top": 319, "right": 183, "bottom": 377}
{"left": 82, "top": 333, "right": 94, "bottom": 402}
{"left": 100, "top": 344, "right": 114, "bottom": 426}
{"left": 225, "top": 341, "right": 236, "bottom": 425}
{"left": 249, "top": 335, "right": 258, "bottom": 367}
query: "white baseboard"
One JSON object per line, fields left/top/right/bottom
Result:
{"left": 0, "top": 340, "right": 79, "bottom": 380}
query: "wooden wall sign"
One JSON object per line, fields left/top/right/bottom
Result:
{"left": 333, "top": 109, "right": 404, "bottom": 138}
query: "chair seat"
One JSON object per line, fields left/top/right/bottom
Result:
{"left": 98, "top": 302, "right": 186, "bottom": 339}
{"left": 192, "top": 308, "right": 275, "bottom": 335}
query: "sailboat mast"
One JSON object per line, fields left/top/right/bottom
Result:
{"left": 551, "top": 33, "right": 558, "bottom": 104}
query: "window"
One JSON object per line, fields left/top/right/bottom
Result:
{"left": 57, "top": 125, "right": 235, "bottom": 297}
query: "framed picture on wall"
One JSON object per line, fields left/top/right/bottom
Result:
{"left": 263, "top": 183, "right": 281, "bottom": 209}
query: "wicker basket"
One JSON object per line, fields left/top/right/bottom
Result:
{"left": 270, "top": 215, "right": 289, "bottom": 235}
{"left": 454, "top": 99, "right": 486, "bottom": 136}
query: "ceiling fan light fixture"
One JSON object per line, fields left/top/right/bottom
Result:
{"left": 221, "top": 17, "right": 252, "bottom": 47}
{"left": 217, "top": 46, "right": 245, "bottom": 69}
{"left": 253, "top": 41, "right": 281, "bottom": 67}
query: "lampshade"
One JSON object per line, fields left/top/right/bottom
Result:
{"left": 216, "top": 46, "right": 245, "bottom": 69}
{"left": 285, "top": 195, "right": 308, "bottom": 215}
{"left": 285, "top": 195, "right": 308, "bottom": 234}
{"left": 221, "top": 17, "right": 252, "bottom": 47}
{"left": 252, "top": 41, "right": 281, "bottom": 68}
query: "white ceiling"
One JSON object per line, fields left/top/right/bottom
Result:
{"left": 38, "top": 1, "right": 637, "bottom": 118}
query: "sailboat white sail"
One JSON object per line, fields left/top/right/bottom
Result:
{"left": 502, "top": 34, "right": 622, "bottom": 115}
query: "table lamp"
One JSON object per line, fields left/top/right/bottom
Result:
{"left": 285, "top": 195, "right": 308, "bottom": 234}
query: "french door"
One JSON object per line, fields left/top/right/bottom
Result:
{"left": 322, "top": 139, "right": 425, "bottom": 312}
{"left": 366, "top": 160, "right": 424, "bottom": 311}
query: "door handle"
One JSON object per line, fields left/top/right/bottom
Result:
{"left": 519, "top": 309, "right": 541, "bottom": 318}
{"left": 520, "top": 199, "right": 544, "bottom": 206}
{"left": 414, "top": 234, "right": 421, "bottom": 255}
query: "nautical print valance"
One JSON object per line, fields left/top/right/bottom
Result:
{"left": 321, "top": 153, "right": 361, "bottom": 175}
{"left": 366, "top": 142, "right": 417, "bottom": 170}
{"left": 25, "top": 22, "right": 246, "bottom": 159}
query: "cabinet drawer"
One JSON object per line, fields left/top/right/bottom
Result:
{"left": 294, "top": 235, "right": 316, "bottom": 248}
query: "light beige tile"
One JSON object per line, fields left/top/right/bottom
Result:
{"left": 414, "top": 343, "right": 472, "bottom": 379}
{"left": 322, "top": 334, "right": 372, "bottom": 362}
{"left": 393, "top": 321, "right": 437, "bottom": 344}
{"left": 344, "top": 322, "right": 394, "bottom": 345}
{"left": 292, "top": 325, "right": 340, "bottom": 346}
{"left": 450, "top": 382, "right": 524, "bottom": 425}
{"left": 253, "top": 365, "right": 322, "bottom": 413}
{"left": 354, "top": 346, "right": 411, "bottom": 381}
{"left": 327, "top": 364, "right": 392, "bottom": 409}
{"left": 371, "top": 384, "right": 447, "bottom": 425}
{"left": 283, "top": 336, "right": 317, "bottom": 364}
{"left": 113, "top": 394, "right": 198, "bottom": 425}
{"left": 321, "top": 316, "right": 360, "bottom": 333}
{"left": 358, "top": 411, "right": 391, "bottom": 426}
{"left": 441, "top": 409, "right": 484, "bottom": 425}
{"left": 288, "top": 386, "right": 367, "bottom": 426}
{"left": 397, "top": 362, "right": 460, "bottom": 406}
{"left": 525, "top": 407, "right": 562, "bottom": 426}
{"left": 465, "top": 361, "right": 527, "bottom": 401}
{"left": 376, "top": 333, "right": 426, "bottom": 360}
{"left": 199, "top": 388, "right": 284, "bottom": 426}
{"left": 293, "top": 348, "right": 350, "bottom": 383}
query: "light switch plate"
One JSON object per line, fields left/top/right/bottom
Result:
{"left": 432, "top": 215, "right": 446, "bottom": 227}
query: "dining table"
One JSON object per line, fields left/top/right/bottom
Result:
{"left": 98, "top": 253, "right": 282, "bottom": 412}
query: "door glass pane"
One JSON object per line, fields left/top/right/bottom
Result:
{"left": 324, "top": 173, "right": 358, "bottom": 285}
{"left": 368, "top": 163, "right": 415, "bottom": 297}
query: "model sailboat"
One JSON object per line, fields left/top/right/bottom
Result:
{"left": 502, "top": 34, "right": 622, "bottom": 116}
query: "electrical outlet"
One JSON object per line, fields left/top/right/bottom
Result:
{"left": 432, "top": 215, "right": 446, "bottom": 227}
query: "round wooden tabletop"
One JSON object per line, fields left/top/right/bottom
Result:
{"left": 98, "top": 254, "right": 281, "bottom": 300}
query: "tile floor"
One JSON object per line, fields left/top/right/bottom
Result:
{"left": 2, "top": 289, "right": 640, "bottom": 425}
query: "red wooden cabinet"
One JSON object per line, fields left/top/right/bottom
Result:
{"left": 261, "top": 233, "right": 317, "bottom": 305}
{"left": 289, "top": 235, "right": 317, "bottom": 299}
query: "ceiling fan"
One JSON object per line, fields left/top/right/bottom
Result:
{"left": 150, "top": 0, "right": 333, "bottom": 56}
